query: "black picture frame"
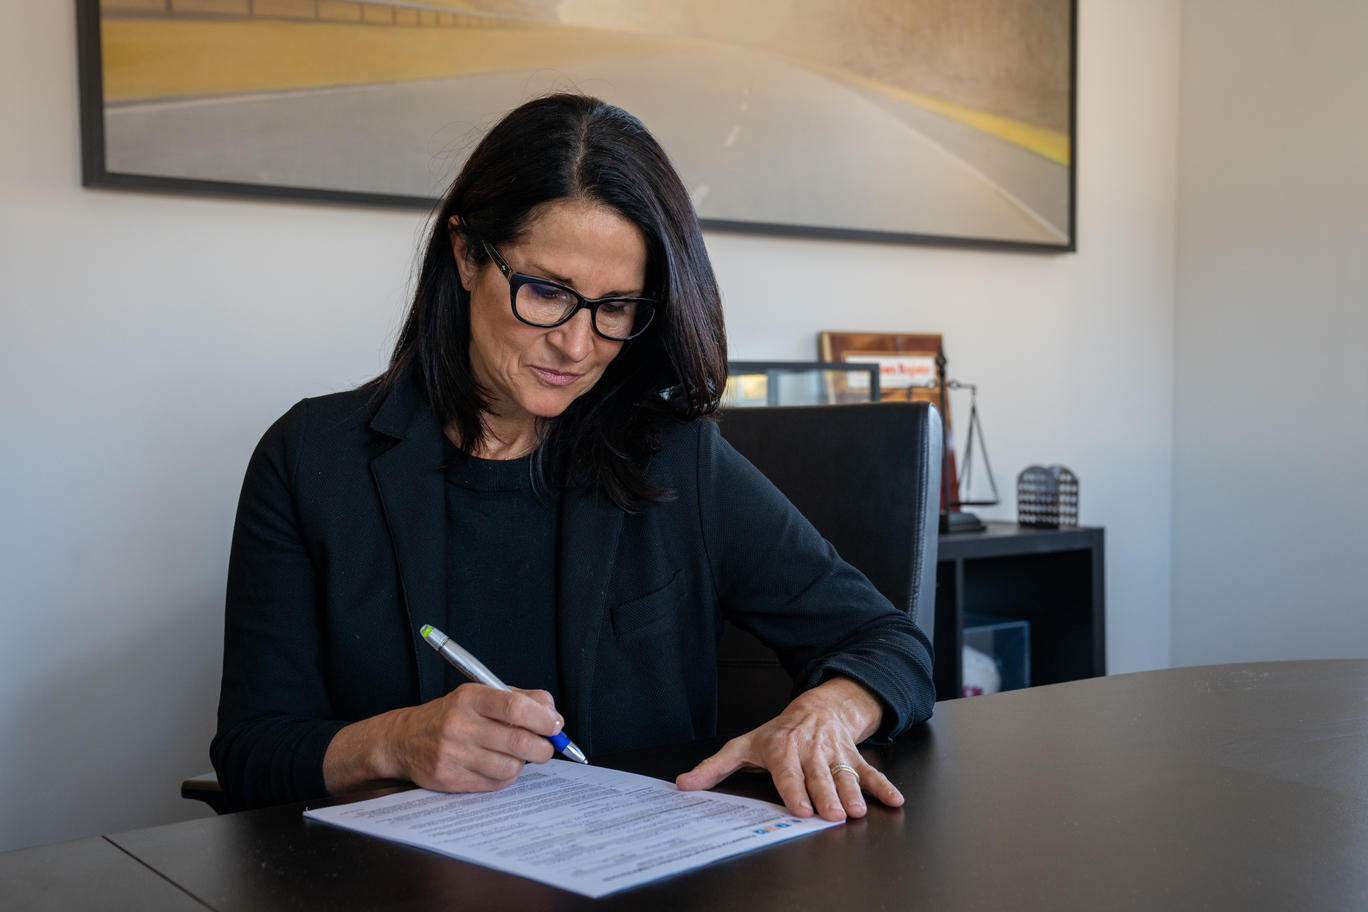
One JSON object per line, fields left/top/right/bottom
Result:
{"left": 76, "top": 0, "right": 1077, "bottom": 253}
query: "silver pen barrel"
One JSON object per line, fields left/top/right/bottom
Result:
{"left": 435, "top": 635, "right": 510, "bottom": 692}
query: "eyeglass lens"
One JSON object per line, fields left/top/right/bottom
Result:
{"left": 514, "top": 279, "right": 649, "bottom": 340}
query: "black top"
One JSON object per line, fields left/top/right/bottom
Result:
{"left": 442, "top": 445, "right": 558, "bottom": 696}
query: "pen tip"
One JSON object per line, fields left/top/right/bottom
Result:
{"left": 419, "top": 624, "right": 433, "bottom": 639}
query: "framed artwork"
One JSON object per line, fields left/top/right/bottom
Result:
{"left": 76, "top": 0, "right": 1076, "bottom": 251}
{"left": 819, "top": 330, "right": 961, "bottom": 503}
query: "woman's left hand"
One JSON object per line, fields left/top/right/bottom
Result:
{"left": 675, "top": 677, "right": 903, "bottom": 821}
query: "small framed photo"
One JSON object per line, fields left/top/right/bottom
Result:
{"left": 817, "top": 331, "right": 943, "bottom": 401}
{"left": 819, "top": 331, "right": 959, "bottom": 502}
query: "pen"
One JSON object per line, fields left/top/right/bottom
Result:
{"left": 418, "top": 624, "right": 589, "bottom": 764}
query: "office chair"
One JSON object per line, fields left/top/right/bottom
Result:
{"left": 714, "top": 401, "right": 942, "bottom": 735}
{"left": 181, "top": 773, "right": 227, "bottom": 815}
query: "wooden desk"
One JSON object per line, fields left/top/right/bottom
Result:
{"left": 8, "top": 661, "right": 1366, "bottom": 910}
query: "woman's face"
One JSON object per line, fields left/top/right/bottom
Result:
{"left": 453, "top": 199, "right": 647, "bottom": 445}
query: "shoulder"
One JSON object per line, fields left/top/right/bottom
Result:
{"left": 262, "top": 383, "right": 378, "bottom": 443}
{"left": 249, "top": 383, "right": 383, "bottom": 481}
{"left": 278, "top": 383, "right": 377, "bottom": 432}
{"left": 645, "top": 416, "right": 764, "bottom": 502}
{"left": 656, "top": 415, "right": 732, "bottom": 452}
{"left": 645, "top": 417, "right": 725, "bottom": 477}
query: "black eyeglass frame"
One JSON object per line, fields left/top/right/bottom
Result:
{"left": 479, "top": 239, "right": 657, "bottom": 342}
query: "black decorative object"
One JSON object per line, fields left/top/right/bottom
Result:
{"left": 1017, "top": 465, "right": 1079, "bottom": 528}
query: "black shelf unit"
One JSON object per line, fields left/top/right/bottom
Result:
{"left": 934, "top": 521, "right": 1105, "bottom": 700}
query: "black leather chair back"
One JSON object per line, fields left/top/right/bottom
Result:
{"left": 715, "top": 401, "right": 942, "bottom": 735}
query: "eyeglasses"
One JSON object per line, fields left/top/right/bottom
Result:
{"left": 480, "top": 240, "right": 657, "bottom": 342}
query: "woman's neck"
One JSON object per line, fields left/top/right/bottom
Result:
{"left": 447, "top": 416, "right": 540, "bottom": 461}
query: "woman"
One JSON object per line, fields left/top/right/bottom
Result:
{"left": 213, "top": 94, "right": 934, "bottom": 822}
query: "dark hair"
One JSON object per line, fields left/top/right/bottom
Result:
{"left": 379, "top": 94, "right": 727, "bottom": 511}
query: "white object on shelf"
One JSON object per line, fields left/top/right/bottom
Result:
{"left": 962, "top": 645, "right": 1002, "bottom": 697}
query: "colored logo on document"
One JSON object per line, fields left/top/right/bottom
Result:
{"left": 752, "top": 822, "right": 794, "bottom": 835}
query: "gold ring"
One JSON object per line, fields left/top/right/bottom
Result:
{"left": 830, "top": 763, "right": 859, "bottom": 779}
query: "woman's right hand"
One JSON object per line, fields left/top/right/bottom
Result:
{"left": 322, "top": 685, "right": 564, "bottom": 795}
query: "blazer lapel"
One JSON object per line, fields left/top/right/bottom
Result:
{"left": 370, "top": 374, "right": 448, "bottom": 705}
{"left": 556, "top": 486, "right": 623, "bottom": 756}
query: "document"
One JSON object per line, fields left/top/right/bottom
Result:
{"left": 304, "top": 760, "right": 840, "bottom": 898}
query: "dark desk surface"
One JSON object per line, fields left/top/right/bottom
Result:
{"left": 0, "top": 836, "right": 205, "bottom": 911}
{"left": 9, "top": 661, "right": 1368, "bottom": 910}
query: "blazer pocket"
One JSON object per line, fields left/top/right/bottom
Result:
{"left": 610, "top": 571, "right": 683, "bottom": 638}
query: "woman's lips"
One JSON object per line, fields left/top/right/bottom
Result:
{"left": 530, "top": 366, "right": 581, "bottom": 387}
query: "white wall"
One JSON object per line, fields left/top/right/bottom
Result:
{"left": 0, "top": 0, "right": 1179, "bottom": 851}
{"left": 1172, "top": 1, "right": 1368, "bottom": 665}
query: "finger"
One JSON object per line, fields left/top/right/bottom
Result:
{"left": 515, "top": 688, "right": 558, "bottom": 713}
{"left": 856, "top": 760, "right": 904, "bottom": 808}
{"left": 420, "top": 764, "right": 510, "bottom": 794}
{"left": 472, "top": 686, "right": 563, "bottom": 737}
{"left": 409, "top": 726, "right": 525, "bottom": 793}
{"left": 768, "top": 753, "right": 816, "bottom": 818}
{"left": 510, "top": 689, "right": 565, "bottom": 745}
{"left": 830, "top": 763, "right": 867, "bottom": 818}
{"left": 441, "top": 688, "right": 555, "bottom": 767}
{"left": 800, "top": 753, "right": 846, "bottom": 822}
{"left": 675, "top": 739, "right": 749, "bottom": 791}
{"left": 492, "top": 718, "right": 556, "bottom": 765}
{"left": 462, "top": 745, "right": 530, "bottom": 785}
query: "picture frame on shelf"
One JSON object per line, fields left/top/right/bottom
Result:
{"left": 818, "top": 331, "right": 959, "bottom": 504}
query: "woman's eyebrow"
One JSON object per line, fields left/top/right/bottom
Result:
{"left": 522, "top": 260, "right": 643, "bottom": 298}
{"left": 521, "top": 259, "right": 577, "bottom": 286}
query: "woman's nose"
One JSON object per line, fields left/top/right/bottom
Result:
{"left": 548, "top": 308, "right": 596, "bottom": 361}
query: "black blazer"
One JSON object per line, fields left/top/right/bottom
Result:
{"left": 212, "top": 372, "right": 934, "bottom": 810}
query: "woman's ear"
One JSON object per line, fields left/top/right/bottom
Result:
{"left": 449, "top": 216, "right": 475, "bottom": 291}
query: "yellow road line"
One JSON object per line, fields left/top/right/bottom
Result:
{"left": 798, "top": 59, "right": 1071, "bottom": 166}
{"left": 101, "top": 18, "right": 666, "bottom": 101}
{"left": 102, "top": 17, "right": 1071, "bottom": 167}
